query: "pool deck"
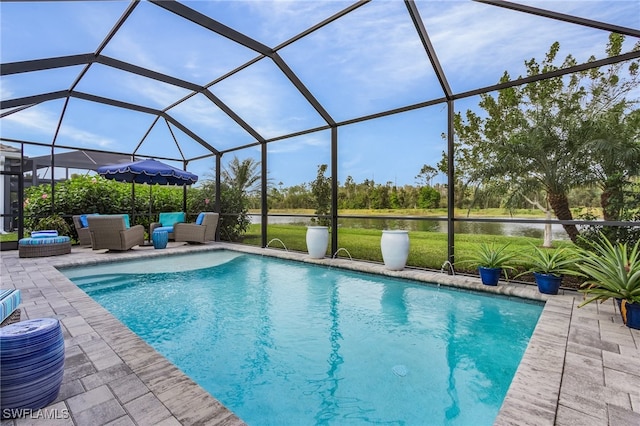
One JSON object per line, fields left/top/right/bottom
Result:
{"left": 1, "top": 241, "right": 639, "bottom": 426}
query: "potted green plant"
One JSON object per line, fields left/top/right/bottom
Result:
{"left": 518, "top": 245, "right": 580, "bottom": 295}
{"left": 459, "top": 242, "right": 516, "bottom": 286}
{"left": 307, "top": 164, "right": 331, "bottom": 259}
{"left": 576, "top": 235, "right": 640, "bottom": 330}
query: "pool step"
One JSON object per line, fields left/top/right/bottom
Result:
{"left": 75, "top": 274, "right": 139, "bottom": 295}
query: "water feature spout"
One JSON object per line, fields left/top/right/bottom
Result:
{"left": 440, "top": 260, "right": 455, "bottom": 275}
{"left": 265, "top": 238, "right": 288, "bottom": 251}
{"left": 332, "top": 248, "right": 353, "bottom": 261}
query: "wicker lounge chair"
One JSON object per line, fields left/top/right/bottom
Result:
{"left": 174, "top": 212, "right": 219, "bottom": 244}
{"left": 72, "top": 214, "right": 95, "bottom": 246}
{"left": 87, "top": 215, "right": 145, "bottom": 251}
{"left": 149, "top": 212, "right": 185, "bottom": 241}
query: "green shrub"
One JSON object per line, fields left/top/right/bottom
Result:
{"left": 31, "top": 215, "right": 72, "bottom": 237}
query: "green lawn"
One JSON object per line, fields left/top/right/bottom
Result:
{"left": 1, "top": 233, "right": 17, "bottom": 242}
{"left": 240, "top": 223, "right": 572, "bottom": 273}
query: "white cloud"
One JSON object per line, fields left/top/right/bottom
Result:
{"left": 212, "top": 58, "right": 325, "bottom": 138}
{"left": 2, "top": 107, "right": 115, "bottom": 148}
{"left": 240, "top": 0, "right": 355, "bottom": 45}
{"left": 304, "top": 2, "right": 432, "bottom": 87}
{"left": 267, "top": 133, "right": 326, "bottom": 155}
{"left": 121, "top": 74, "right": 190, "bottom": 108}
{"left": 424, "top": 1, "right": 634, "bottom": 84}
{"left": 2, "top": 108, "right": 57, "bottom": 135}
{"left": 169, "top": 94, "right": 230, "bottom": 129}
{"left": 59, "top": 126, "right": 114, "bottom": 148}
{"left": 0, "top": 83, "right": 15, "bottom": 100}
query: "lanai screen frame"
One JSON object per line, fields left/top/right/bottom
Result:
{"left": 1, "top": 0, "right": 639, "bottom": 260}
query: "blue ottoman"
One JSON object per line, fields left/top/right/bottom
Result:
{"left": 18, "top": 236, "right": 71, "bottom": 258}
{"left": 0, "top": 318, "right": 65, "bottom": 416}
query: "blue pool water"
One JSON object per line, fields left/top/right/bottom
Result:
{"left": 62, "top": 251, "right": 543, "bottom": 426}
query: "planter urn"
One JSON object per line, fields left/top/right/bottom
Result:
{"left": 306, "top": 226, "right": 329, "bottom": 259}
{"left": 533, "top": 272, "right": 562, "bottom": 295}
{"left": 620, "top": 300, "right": 640, "bottom": 330}
{"left": 478, "top": 266, "right": 501, "bottom": 286}
{"left": 381, "top": 230, "right": 410, "bottom": 271}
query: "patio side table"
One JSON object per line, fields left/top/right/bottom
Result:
{"left": 152, "top": 230, "right": 169, "bottom": 249}
{"left": 0, "top": 318, "right": 65, "bottom": 415}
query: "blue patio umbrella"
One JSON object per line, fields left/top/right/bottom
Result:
{"left": 97, "top": 158, "right": 198, "bottom": 216}
{"left": 97, "top": 158, "right": 198, "bottom": 185}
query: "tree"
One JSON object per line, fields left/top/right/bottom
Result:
{"left": 417, "top": 186, "right": 441, "bottom": 209}
{"left": 452, "top": 35, "right": 639, "bottom": 243}
{"left": 415, "top": 164, "right": 438, "bottom": 186}
{"left": 221, "top": 156, "right": 261, "bottom": 195}
{"left": 203, "top": 155, "right": 258, "bottom": 241}
{"left": 580, "top": 34, "right": 640, "bottom": 221}
{"left": 310, "top": 164, "right": 331, "bottom": 226}
{"left": 584, "top": 106, "right": 640, "bottom": 221}
{"left": 193, "top": 179, "right": 250, "bottom": 242}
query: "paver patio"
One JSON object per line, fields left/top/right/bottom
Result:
{"left": 1, "top": 242, "right": 638, "bottom": 425}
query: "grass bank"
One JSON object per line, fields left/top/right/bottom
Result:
{"left": 253, "top": 208, "right": 559, "bottom": 218}
{"left": 240, "top": 223, "right": 573, "bottom": 274}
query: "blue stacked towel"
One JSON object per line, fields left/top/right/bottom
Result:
{"left": 30, "top": 230, "right": 58, "bottom": 238}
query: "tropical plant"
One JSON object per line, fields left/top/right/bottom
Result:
{"left": 459, "top": 242, "right": 517, "bottom": 270}
{"left": 310, "top": 164, "right": 331, "bottom": 227}
{"left": 583, "top": 106, "right": 640, "bottom": 222}
{"left": 217, "top": 184, "right": 251, "bottom": 242}
{"left": 194, "top": 180, "right": 250, "bottom": 242}
{"left": 459, "top": 242, "right": 518, "bottom": 285}
{"left": 221, "top": 156, "right": 261, "bottom": 195}
{"left": 518, "top": 245, "right": 580, "bottom": 277}
{"left": 576, "top": 234, "right": 640, "bottom": 306}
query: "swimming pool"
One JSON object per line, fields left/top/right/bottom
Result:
{"left": 62, "top": 250, "right": 543, "bottom": 425}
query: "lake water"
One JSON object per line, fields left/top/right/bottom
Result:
{"left": 251, "top": 215, "right": 570, "bottom": 240}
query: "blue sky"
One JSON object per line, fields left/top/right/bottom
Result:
{"left": 1, "top": 0, "right": 639, "bottom": 188}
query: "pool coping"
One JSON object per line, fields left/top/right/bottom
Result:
{"left": 1, "top": 242, "right": 639, "bottom": 425}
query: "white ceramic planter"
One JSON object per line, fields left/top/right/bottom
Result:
{"left": 381, "top": 230, "right": 409, "bottom": 270}
{"left": 306, "top": 226, "right": 329, "bottom": 259}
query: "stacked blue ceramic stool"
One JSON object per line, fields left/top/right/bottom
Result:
{"left": 0, "top": 318, "right": 65, "bottom": 417}
{"left": 152, "top": 229, "right": 169, "bottom": 249}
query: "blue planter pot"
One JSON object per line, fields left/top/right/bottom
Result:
{"left": 620, "top": 300, "right": 640, "bottom": 330}
{"left": 478, "top": 267, "right": 501, "bottom": 286}
{"left": 534, "top": 272, "right": 562, "bottom": 295}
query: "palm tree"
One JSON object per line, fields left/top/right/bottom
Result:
{"left": 584, "top": 105, "right": 640, "bottom": 222}
{"left": 222, "top": 157, "right": 261, "bottom": 195}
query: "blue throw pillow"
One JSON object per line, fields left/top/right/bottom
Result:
{"left": 196, "top": 212, "right": 206, "bottom": 225}
{"left": 122, "top": 214, "right": 130, "bottom": 229}
{"left": 80, "top": 213, "right": 98, "bottom": 228}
